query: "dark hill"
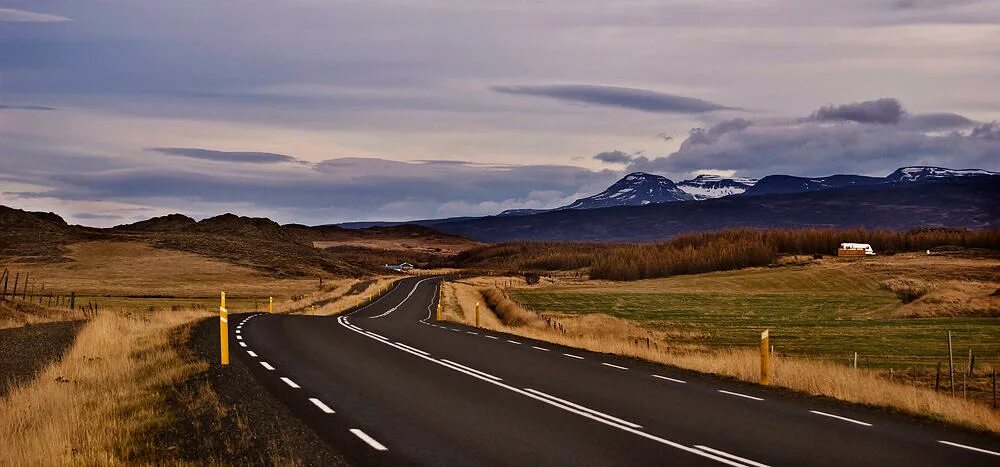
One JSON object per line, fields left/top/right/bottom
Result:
{"left": 113, "top": 213, "right": 196, "bottom": 232}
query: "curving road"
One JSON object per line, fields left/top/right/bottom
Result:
{"left": 231, "top": 276, "right": 1000, "bottom": 466}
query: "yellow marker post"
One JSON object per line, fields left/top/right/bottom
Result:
{"left": 268, "top": 296, "right": 273, "bottom": 314}
{"left": 475, "top": 301, "right": 480, "bottom": 327}
{"left": 760, "top": 329, "right": 770, "bottom": 385}
{"left": 436, "top": 283, "right": 443, "bottom": 321}
{"left": 220, "top": 291, "right": 229, "bottom": 365}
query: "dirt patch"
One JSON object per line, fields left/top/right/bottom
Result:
{"left": 176, "top": 316, "right": 348, "bottom": 465}
{"left": 0, "top": 320, "right": 85, "bottom": 398}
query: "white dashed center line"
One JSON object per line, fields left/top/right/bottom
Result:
{"left": 247, "top": 350, "right": 257, "bottom": 357}
{"left": 260, "top": 361, "right": 275, "bottom": 370}
{"left": 506, "top": 339, "right": 522, "bottom": 345}
{"left": 563, "top": 353, "right": 584, "bottom": 360}
{"left": 602, "top": 363, "right": 628, "bottom": 370}
{"left": 485, "top": 335, "right": 499, "bottom": 340}
{"left": 718, "top": 390, "right": 763, "bottom": 401}
{"left": 238, "top": 342, "right": 247, "bottom": 347}
{"left": 652, "top": 374, "right": 686, "bottom": 384}
{"left": 309, "top": 398, "right": 335, "bottom": 413}
{"left": 280, "top": 377, "right": 300, "bottom": 388}
{"left": 531, "top": 346, "right": 550, "bottom": 351}
{"left": 938, "top": 440, "right": 1000, "bottom": 456}
{"left": 350, "top": 429, "right": 388, "bottom": 451}
{"left": 809, "top": 410, "right": 871, "bottom": 427}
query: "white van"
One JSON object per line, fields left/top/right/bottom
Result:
{"left": 839, "top": 243, "right": 875, "bottom": 255}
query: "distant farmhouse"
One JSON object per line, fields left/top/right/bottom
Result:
{"left": 385, "top": 262, "right": 415, "bottom": 272}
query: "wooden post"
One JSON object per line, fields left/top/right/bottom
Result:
{"left": 993, "top": 369, "right": 997, "bottom": 409}
{"left": 935, "top": 362, "right": 941, "bottom": 392}
{"left": 69, "top": 292, "right": 75, "bottom": 311}
{"left": 12, "top": 273, "right": 19, "bottom": 300}
{"left": 948, "top": 331, "right": 955, "bottom": 396}
{"left": 760, "top": 329, "right": 770, "bottom": 385}
{"left": 968, "top": 349, "right": 974, "bottom": 377}
{"left": 220, "top": 292, "right": 229, "bottom": 365}
{"left": 853, "top": 352, "right": 858, "bottom": 369}
{"left": 0, "top": 269, "right": 7, "bottom": 300}
{"left": 21, "top": 272, "right": 28, "bottom": 300}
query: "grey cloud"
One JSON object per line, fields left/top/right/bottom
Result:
{"left": 902, "top": 112, "right": 974, "bottom": 131}
{"left": 0, "top": 104, "right": 56, "bottom": 111}
{"left": 0, "top": 8, "right": 70, "bottom": 22}
{"left": 970, "top": 121, "right": 1000, "bottom": 140}
{"left": 594, "top": 151, "right": 635, "bottom": 164}
{"left": 73, "top": 213, "right": 122, "bottom": 220}
{"left": 491, "top": 84, "right": 738, "bottom": 114}
{"left": 811, "top": 98, "right": 906, "bottom": 124}
{"left": 656, "top": 133, "right": 674, "bottom": 142}
{"left": 148, "top": 147, "right": 299, "bottom": 164}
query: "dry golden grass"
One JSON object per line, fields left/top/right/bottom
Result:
{"left": 0, "top": 309, "right": 210, "bottom": 465}
{"left": 281, "top": 276, "right": 398, "bottom": 316}
{"left": 0, "top": 300, "right": 83, "bottom": 329}
{"left": 444, "top": 280, "right": 1000, "bottom": 433}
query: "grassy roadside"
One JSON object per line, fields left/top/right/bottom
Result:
{"left": 442, "top": 278, "right": 1000, "bottom": 434}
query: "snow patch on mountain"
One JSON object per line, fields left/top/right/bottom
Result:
{"left": 561, "top": 172, "right": 693, "bottom": 209}
{"left": 676, "top": 175, "right": 758, "bottom": 200}
{"left": 886, "top": 166, "right": 998, "bottom": 183}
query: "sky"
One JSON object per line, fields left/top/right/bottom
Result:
{"left": 1, "top": 0, "right": 999, "bottom": 226}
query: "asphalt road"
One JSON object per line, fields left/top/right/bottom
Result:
{"left": 232, "top": 276, "right": 1000, "bottom": 466}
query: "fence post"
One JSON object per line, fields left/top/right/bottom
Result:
{"left": 948, "top": 331, "right": 955, "bottom": 396}
{"left": 220, "top": 292, "right": 229, "bottom": 365}
{"left": 853, "top": 352, "right": 858, "bottom": 369}
{"left": 69, "top": 291, "right": 75, "bottom": 310}
{"left": 993, "top": 369, "right": 997, "bottom": 409}
{"left": 935, "top": 362, "right": 941, "bottom": 391}
{"left": 968, "top": 349, "right": 974, "bottom": 377}
{"left": 0, "top": 269, "right": 7, "bottom": 300}
{"left": 12, "top": 273, "right": 19, "bottom": 301}
{"left": 21, "top": 272, "right": 28, "bottom": 300}
{"left": 760, "top": 329, "right": 770, "bottom": 386}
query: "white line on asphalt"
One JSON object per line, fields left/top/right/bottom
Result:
{"left": 467, "top": 331, "right": 478, "bottom": 335}
{"left": 350, "top": 429, "right": 388, "bottom": 451}
{"left": 602, "top": 363, "right": 628, "bottom": 370}
{"left": 563, "top": 353, "right": 584, "bottom": 360}
{"left": 809, "top": 410, "right": 871, "bottom": 427}
{"left": 506, "top": 339, "right": 522, "bottom": 345}
{"left": 238, "top": 342, "right": 247, "bottom": 347}
{"left": 281, "top": 377, "right": 300, "bottom": 388}
{"left": 335, "top": 315, "right": 749, "bottom": 467}
{"left": 236, "top": 336, "right": 242, "bottom": 340}
{"left": 938, "top": 440, "right": 1000, "bottom": 456}
{"left": 310, "top": 398, "right": 335, "bottom": 413}
{"left": 652, "top": 374, "right": 687, "bottom": 384}
{"left": 485, "top": 335, "right": 499, "bottom": 340}
{"left": 235, "top": 330, "right": 240, "bottom": 334}
{"left": 440, "top": 359, "right": 503, "bottom": 381}
{"left": 718, "top": 390, "right": 763, "bottom": 401}
{"left": 260, "top": 362, "right": 275, "bottom": 370}
{"left": 450, "top": 328, "right": 462, "bottom": 332}
{"left": 370, "top": 276, "right": 438, "bottom": 319}
{"left": 366, "top": 331, "right": 389, "bottom": 341}
{"left": 694, "top": 445, "right": 771, "bottom": 467}
{"left": 532, "top": 346, "right": 550, "bottom": 351}
{"left": 247, "top": 351, "right": 257, "bottom": 357}
{"left": 393, "top": 341, "right": 431, "bottom": 356}
{"left": 523, "top": 388, "right": 643, "bottom": 429}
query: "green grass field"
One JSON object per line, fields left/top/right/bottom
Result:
{"left": 511, "top": 265, "right": 1000, "bottom": 370}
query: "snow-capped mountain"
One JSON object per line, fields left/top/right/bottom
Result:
{"left": 742, "top": 174, "right": 883, "bottom": 196}
{"left": 676, "top": 175, "right": 758, "bottom": 200}
{"left": 561, "top": 172, "right": 694, "bottom": 210}
{"left": 886, "top": 166, "right": 998, "bottom": 183}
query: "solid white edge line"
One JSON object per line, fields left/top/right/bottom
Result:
{"left": 602, "top": 363, "right": 628, "bottom": 370}
{"left": 310, "top": 398, "right": 335, "bottom": 413}
{"left": 260, "top": 361, "right": 275, "bottom": 370}
{"left": 938, "top": 440, "right": 1000, "bottom": 457}
{"left": 523, "top": 388, "right": 643, "bottom": 429}
{"left": 718, "top": 390, "right": 764, "bottom": 401}
{"left": 563, "top": 353, "right": 584, "bottom": 360}
{"left": 336, "top": 315, "right": 746, "bottom": 467}
{"left": 652, "top": 374, "right": 687, "bottom": 384}
{"left": 247, "top": 350, "right": 257, "bottom": 357}
{"left": 809, "top": 410, "right": 872, "bottom": 427}
{"left": 532, "top": 346, "right": 550, "bottom": 351}
{"left": 366, "top": 331, "right": 389, "bottom": 341}
{"left": 694, "top": 445, "right": 772, "bottom": 467}
{"left": 370, "top": 276, "right": 438, "bottom": 319}
{"left": 280, "top": 377, "right": 300, "bottom": 388}
{"left": 440, "top": 359, "right": 503, "bottom": 381}
{"left": 350, "top": 428, "right": 388, "bottom": 451}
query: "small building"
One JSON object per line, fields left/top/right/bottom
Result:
{"left": 384, "top": 262, "right": 415, "bottom": 272}
{"left": 837, "top": 243, "right": 875, "bottom": 257}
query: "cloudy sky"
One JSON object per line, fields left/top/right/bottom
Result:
{"left": 1, "top": 1, "right": 999, "bottom": 226}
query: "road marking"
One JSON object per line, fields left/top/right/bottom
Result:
{"left": 938, "top": 440, "right": 1000, "bottom": 456}
{"left": 440, "top": 359, "right": 502, "bottom": 381}
{"left": 365, "top": 331, "right": 389, "bottom": 341}
{"left": 694, "top": 445, "right": 771, "bottom": 467}
{"left": 531, "top": 346, "right": 550, "bottom": 351}
{"left": 524, "top": 388, "right": 642, "bottom": 429}
{"left": 602, "top": 363, "right": 628, "bottom": 370}
{"left": 718, "top": 390, "right": 763, "bottom": 401}
{"left": 235, "top": 330, "right": 240, "bottom": 334}
{"left": 485, "top": 335, "right": 499, "bottom": 340}
{"left": 238, "top": 342, "right": 247, "bottom": 347}
{"left": 652, "top": 374, "right": 687, "bottom": 384}
{"left": 563, "top": 353, "right": 584, "bottom": 360}
{"left": 370, "top": 276, "right": 438, "bottom": 319}
{"left": 467, "top": 331, "right": 479, "bottom": 335}
{"left": 809, "top": 410, "right": 871, "bottom": 427}
{"left": 336, "top": 315, "right": 748, "bottom": 467}
{"left": 260, "top": 361, "right": 275, "bottom": 370}
{"left": 350, "top": 429, "right": 388, "bottom": 451}
{"left": 450, "top": 328, "right": 462, "bottom": 332}
{"left": 247, "top": 350, "right": 257, "bottom": 357}
{"left": 506, "top": 339, "right": 522, "bottom": 345}
{"left": 393, "top": 341, "right": 431, "bottom": 356}
{"left": 310, "top": 398, "right": 335, "bottom": 413}
{"left": 280, "top": 377, "right": 300, "bottom": 388}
